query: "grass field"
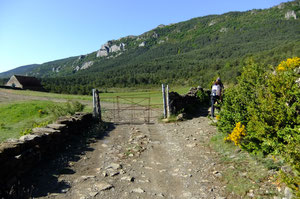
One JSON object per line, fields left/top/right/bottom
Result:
{"left": 0, "top": 101, "right": 57, "bottom": 142}
{"left": 0, "top": 99, "right": 91, "bottom": 143}
{"left": 3, "top": 86, "right": 191, "bottom": 107}
{"left": 0, "top": 86, "right": 191, "bottom": 142}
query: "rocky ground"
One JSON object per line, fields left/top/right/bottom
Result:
{"left": 26, "top": 115, "right": 232, "bottom": 199}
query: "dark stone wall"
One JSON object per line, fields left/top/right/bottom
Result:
{"left": 169, "top": 87, "right": 210, "bottom": 115}
{"left": 0, "top": 112, "right": 93, "bottom": 195}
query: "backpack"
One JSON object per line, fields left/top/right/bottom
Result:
{"left": 212, "top": 88, "right": 217, "bottom": 96}
{"left": 211, "top": 84, "right": 220, "bottom": 96}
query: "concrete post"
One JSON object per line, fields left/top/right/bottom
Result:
{"left": 162, "top": 84, "right": 167, "bottom": 118}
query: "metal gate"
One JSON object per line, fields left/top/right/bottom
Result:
{"left": 101, "top": 96, "right": 154, "bottom": 124}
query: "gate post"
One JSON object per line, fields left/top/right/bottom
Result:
{"left": 95, "top": 89, "right": 102, "bottom": 121}
{"left": 162, "top": 84, "right": 167, "bottom": 118}
{"left": 92, "top": 89, "right": 96, "bottom": 117}
{"left": 92, "top": 89, "right": 102, "bottom": 121}
{"left": 166, "top": 85, "right": 170, "bottom": 118}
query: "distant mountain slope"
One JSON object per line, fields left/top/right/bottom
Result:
{"left": 1, "top": 0, "right": 299, "bottom": 93}
{"left": 0, "top": 64, "right": 39, "bottom": 78}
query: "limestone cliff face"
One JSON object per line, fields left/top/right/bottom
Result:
{"left": 285, "top": 10, "right": 297, "bottom": 19}
{"left": 74, "top": 61, "right": 94, "bottom": 71}
{"left": 96, "top": 41, "right": 126, "bottom": 57}
{"left": 81, "top": 61, "right": 94, "bottom": 70}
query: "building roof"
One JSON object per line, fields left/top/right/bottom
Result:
{"left": 13, "top": 75, "right": 42, "bottom": 87}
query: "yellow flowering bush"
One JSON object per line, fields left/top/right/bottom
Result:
{"left": 224, "top": 122, "right": 246, "bottom": 146}
{"left": 277, "top": 57, "right": 300, "bottom": 71}
{"left": 219, "top": 57, "right": 300, "bottom": 195}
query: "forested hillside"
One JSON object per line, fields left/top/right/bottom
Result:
{"left": 1, "top": 0, "right": 300, "bottom": 94}
{"left": 0, "top": 64, "right": 39, "bottom": 79}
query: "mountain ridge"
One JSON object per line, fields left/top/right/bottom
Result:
{"left": 0, "top": 64, "right": 40, "bottom": 78}
{"left": 1, "top": 0, "right": 300, "bottom": 94}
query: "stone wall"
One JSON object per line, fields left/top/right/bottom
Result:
{"left": 169, "top": 87, "right": 210, "bottom": 115}
{"left": 0, "top": 112, "right": 93, "bottom": 194}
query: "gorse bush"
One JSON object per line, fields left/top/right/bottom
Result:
{"left": 224, "top": 122, "right": 246, "bottom": 146}
{"left": 218, "top": 57, "right": 300, "bottom": 195}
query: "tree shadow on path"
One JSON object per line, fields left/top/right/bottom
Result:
{"left": 185, "top": 105, "right": 210, "bottom": 120}
{"left": 13, "top": 122, "right": 116, "bottom": 199}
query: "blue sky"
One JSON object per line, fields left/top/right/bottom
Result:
{"left": 0, "top": 0, "right": 291, "bottom": 73}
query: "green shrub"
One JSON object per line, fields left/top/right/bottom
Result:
{"left": 196, "top": 89, "right": 210, "bottom": 105}
{"left": 218, "top": 57, "right": 300, "bottom": 195}
{"left": 47, "top": 101, "right": 85, "bottom": 118}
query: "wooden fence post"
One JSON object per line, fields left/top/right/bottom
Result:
{"left": 162, "top": 84, "right": 167, "bottom": 118}
{"left": 95, "top": 89, "right": 102, "bottom": 121}
{"left": 166, "top": 85, "right": 170, "bottom": 118}
{"left": 92, "top": 89, "right": 96, "bottom": 117}
{"left": 92, "top": 88, "right": 102, "bottom": 121}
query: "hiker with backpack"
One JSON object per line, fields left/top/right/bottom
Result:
{"left": 211, "top": 79, "right": 222, "bottom": 118}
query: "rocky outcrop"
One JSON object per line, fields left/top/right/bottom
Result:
{"left": 78, "top": 55, "right": 86, "bottom": 60}
{"left": 73, "top": 61, "right": 94, "bottom": 71}
{"left": 152, "top": 32, "right": 159, "bottom": 38}
{"left": 96, "top": 41, "right": 126, "bottom": 57}
{"left": 74, "top": 65, "right": 80, "bottom": 71}
{"left": 139, "top": 42, "right": 146, "bottom": 47}
{"left": 277, "top": 3, "right": 285, "bottom": 9}
{"left": 209, "top": 20, "right": 217, "bottom": 26}
{"left": 285, "top": 10, "right": 297, "bottom": 19}
{"left": 81, "top": 61, "right": 94, "bottom": 70}
{"left": 0, "top": 113, "right": 93, "bottom": 197}
{"left": 52, "top": 66, "right": 61, "bottom": 73}
{"left": 220, "top": 27, "right": 228, "bottom": 33}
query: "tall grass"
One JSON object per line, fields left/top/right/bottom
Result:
{"left": 0, "top": 100, "right": 86, "bottom": 142}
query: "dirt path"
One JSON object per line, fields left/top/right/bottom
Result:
{"left": 21, "top": 111, "right": 233, "bottom": 199}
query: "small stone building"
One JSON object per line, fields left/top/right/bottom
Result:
{"left": 5, "top": 75, "right": 43, "bottom": 91}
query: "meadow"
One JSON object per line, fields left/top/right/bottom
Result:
{"left": 0, "top": 86, "right": 190, "bottom": 142}
{"left": 0, "top": 101, "right": 56, "bottom": 142}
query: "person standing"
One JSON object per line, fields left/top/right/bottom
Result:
{"left": 211, "top": 81, "right": 221, "bottom": 117}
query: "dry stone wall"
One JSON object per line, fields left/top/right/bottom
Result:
{"left": 0, "top": 112, "right": 93, "bottom": 194}
{"left": 169, "top": 87, "right": 210, "bottom": 115}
